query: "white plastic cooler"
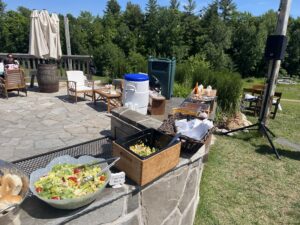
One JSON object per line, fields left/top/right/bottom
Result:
{"left": 123, "top": 74, "right": 149, "bottom": 115}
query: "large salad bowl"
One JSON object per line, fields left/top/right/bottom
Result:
{"left": 29, "top": 155, "right": 111, "bottom": 210}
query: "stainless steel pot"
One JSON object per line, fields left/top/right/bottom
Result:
{"left": 0, "top": 159, "right": 29, "bottom": 224}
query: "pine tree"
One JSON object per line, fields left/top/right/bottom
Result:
{"left": 219, "top": 0, "right": 237, "bottom": 21}
{"left": 170, "top": 0, "right": 180, "bottom": 10}
{"left": 184, "top": 0, "right": 196, "bottom": 15}
{"left": 104, "top": 0, "right": 121, "bottom": 16}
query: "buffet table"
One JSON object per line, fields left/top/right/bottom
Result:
{"left": 10, "top": 137, "right": 208, "bottom": 225}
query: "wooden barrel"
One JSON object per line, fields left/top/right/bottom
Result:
{"left": 37, "top": 64, "right": 59, "bottom": 93}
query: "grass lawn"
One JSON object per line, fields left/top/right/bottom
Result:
{"left": 195, "top": 81, "right": 300, "bottom": 225}
{"left": 242, "top": 77, "right": 300, "bottom": 100}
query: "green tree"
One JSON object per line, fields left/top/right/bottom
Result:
{"left": 123, "top": 2, "right": 144, "bottom": 53}
{"left": 0, "top": 0, "right": 6, "bottom": 15}
{"left": 93, "top": 42, "right": 127, "bottom": 78}
{"left": 156, "top": 7, "right": 187, "bottom": 60}
{"left": 123, "top": 2, "right": 143, "bottom": 31}
{"left": 127, "top": 51, "right": 147, "bottom": 73}
{"left": 170, "top": 0, "right": 180, "bottom": 10}
{"left": 284, "top": 18, "right": 300, "bottom": 76}
{"left": 183, "top": 0, "right": 196, "bottom": 15}
{"left": 230, "top": 12, "right": 266, "bottom": 76}
{"left": 104, "top": 0, "right": 121, "bottom": 17}
{"left": 69, "top": 12, "right": 95, "bottom": 55}
{"left": 1, "top": 10, "right": 30, "bottom": 53}
{"left": 198, "top": 1, "right": 233, "bottom": 70}
{"left": 103, "top": 0, "right": 121, "bottom": 43}
{"left": 219, "top": 0, "right": 237, "bottom": 21}
{"left": 0, "top": 0, "right": 6, "bottom": 51}
{"left": 144, "top": 0, "right": 160, "bottom": 55}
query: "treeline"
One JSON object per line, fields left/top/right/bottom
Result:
{"left": 0, "top": 0, "right": 299, "bottom": 78}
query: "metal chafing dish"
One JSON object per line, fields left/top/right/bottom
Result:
{"left": 0, "top": 159, "right": 29, "bottom": 224}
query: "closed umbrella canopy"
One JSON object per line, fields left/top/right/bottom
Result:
{"left": 29, "top": 10, "right": 49, "bottom": 58}
{"left": 29, "top": 10, "right": 62, "bottom": 59}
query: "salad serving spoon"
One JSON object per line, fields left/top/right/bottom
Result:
{"left": 75, "top": 157, "right": 120, "bottom": 170}
{"left": 81, "top": 157, "right": 120, "bottom": 185}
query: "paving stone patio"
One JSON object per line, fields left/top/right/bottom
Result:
{"left": 0, "top": 83, "right": 111, "bottom": 162}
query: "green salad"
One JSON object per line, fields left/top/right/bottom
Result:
{"left": 34, "top": 163, "right": 107, "bottom": 200}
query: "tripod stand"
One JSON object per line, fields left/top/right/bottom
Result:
{"left": 224, "top": 60, "right": 280, "bottom": 159}
{"left": 224, "top": 120, "right": 280, "bottom": 159}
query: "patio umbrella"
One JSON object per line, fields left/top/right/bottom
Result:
{"left": 50, "top": 13, "right": 62, "bottom": 59}
{"left": 29, "top": 10, "right": 49, "bottom": 58}
{"left": 29, "top": 10, "right": 62, "bottom": 59}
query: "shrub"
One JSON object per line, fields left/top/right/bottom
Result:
{"left": 127, "top": 51, "right": 147, "bottom": 73}
{"left": 175, "top": 54, "right": 210, "bottom": 86}
{"left": 175, "top": 57, "right": 242, "bottom": 114}
{"left": 93, "top": 42, "right": 127, "bottom": 78}
{"left": 173, "top": 82, "right": 190, "bottom": 98}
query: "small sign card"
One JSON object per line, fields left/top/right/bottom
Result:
{"left": 109, "top": 172, "right": 126, "bottom": 188}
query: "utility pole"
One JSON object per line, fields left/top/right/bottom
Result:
{"left": 64, "top": 16, "right": 72, "bottom": 70}
{"left": 260, "top": 0, "right": 292, "bottom": 124}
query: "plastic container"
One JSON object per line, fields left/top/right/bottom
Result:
{"left": 123, "top": 73, "right": 149, "bottom": 115}
{"left": 148, "top": 57, "right": 176, "bottom": 99}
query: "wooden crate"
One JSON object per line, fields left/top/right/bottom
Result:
{"left": 112, "top": 141, "right": 181, "bottom": 186}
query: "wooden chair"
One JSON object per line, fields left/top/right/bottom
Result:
{"left": 0, "top": 69, "right": 27, "bottom": 98}
{"left": 241, "top": 88, "right": 263, "bottom": 116}
{"left": 270, "top": 92, "right": 282, "bottom": 119}
{"left": 66, "top": 70, "right": 94, "bottom": 103}
{"left": 112, "top": 79, "right": 124, "bottom": 92}
{"left": 252, "top": 84, "right": 265, "bottom": 90}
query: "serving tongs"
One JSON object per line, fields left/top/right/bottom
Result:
{"left": 0, "top": 204, "right": 18, "bottom": 215}
{"left": 81, "top": 157, "right": 120, "bottom": 185}
{"left": 75, "top": 157, "right": 120, "bottom": 170}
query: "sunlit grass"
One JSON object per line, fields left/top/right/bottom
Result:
{"left": 195, "top": 82, "right": 300, "bottom": 225}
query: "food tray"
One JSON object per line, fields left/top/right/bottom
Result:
{"left": 158, "top": 113, "right": 214, "bottom": 153}
{"left": 113, "top": 129, "right": 181, "bottom": 186}
{"left": 114, "top": 129, "right": 176, "bottom": 160}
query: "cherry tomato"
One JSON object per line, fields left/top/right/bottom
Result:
{"left": 99, "top": 175, "right": 106, "bottom": 181}
{"left": 51, "top": 196, "right": 60, "bottom": 200}
{"left": 73, "top": 168, "right": 81, "bottom": 174}
{"left": 68, "top": 176, "right": 78, "bottom": 184}
{"left": 35, "top": 187, "right": 43, "bottom": 193}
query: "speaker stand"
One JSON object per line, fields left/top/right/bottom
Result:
{"left": 224, "top": 122, "right": 280, "bottom": 159}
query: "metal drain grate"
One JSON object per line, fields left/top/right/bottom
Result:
{"left": 12, "top": 137, "right": 112, "bottom": 176}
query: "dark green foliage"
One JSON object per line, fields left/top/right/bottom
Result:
{"left": 105, "top": 0, "right": 121, "bottom": 17}
{"left": 93, "top": 42, "right": 127, "bottom": 78}
{"left": 184, "top": 0, "right": 196, "bottom": 15}
{"left": 284, "top": 17, "right": 300, "bottom": 76}
{"left": 0, "top": 0, "right": 299, "bottom": 83}
{"left": 219, "top": 0, "right": 237, "bottom": 21}
{"left": 169, "top": 0, "right": 180, "bottom": 10}
{"left": 175, "top": 56, "right": 242, "bottom": 113}
{"left": 0, "top": 9, "right": 30, "bottom": 53}
{"left": 198, "top": 1, "right": 233, "bottom": 70}
{"left": 127, "top": 51, "right": 147, "bottom": 73}
{"left": 173, "top": 82, "right": 191, "bottom": 98}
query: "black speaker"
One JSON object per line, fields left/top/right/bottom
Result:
{"left": 264, "top": 35, "right": 287, "bottom": 60}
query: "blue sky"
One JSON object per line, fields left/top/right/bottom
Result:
{"left": 3, "top": 0, "right": 300, "bottom": 18}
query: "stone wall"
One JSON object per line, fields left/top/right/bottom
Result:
{"left": 61, "top": 145, "right": 205, "bottom": 225}
{"left": 108, "top": 107, "right": 209, "bottom": 225}
{"left": 17, "top": 107, "right": 211, "bottom": 225}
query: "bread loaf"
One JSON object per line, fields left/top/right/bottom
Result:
{"left": 0, "top": 174, "right": 22, "bottom": 196}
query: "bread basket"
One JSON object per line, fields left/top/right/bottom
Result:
{"left": 0, "top": 159, "right": 29, "bottom": 224}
